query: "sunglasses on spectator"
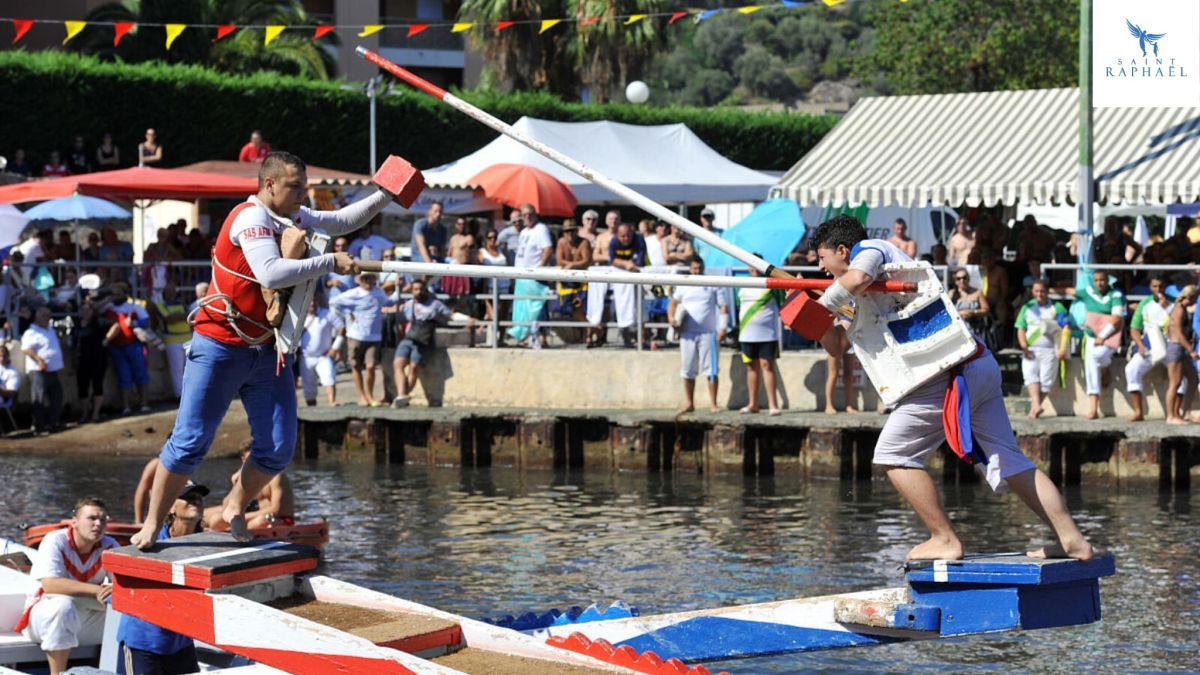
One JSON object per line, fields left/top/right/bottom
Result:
{"left": 954, "top": 275, "right": 968, "bottom": 281}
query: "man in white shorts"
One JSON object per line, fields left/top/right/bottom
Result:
{"left": 299, "top": 297, "right": 344, "bottom": 406}
{"left": 1126, "top": 276, "right": 1172, "bottom": 421}
{"left": 1014, "top": 279, "right": 1068, "bottom": 418}
{"left": 668, "top": 257, "right": 728, "bottom": 413}
{"left": 18, "top": 498, "right": 118, "bottom": 675}
{"left": 812, "top": 215, "right": 1093, "bottom": 562}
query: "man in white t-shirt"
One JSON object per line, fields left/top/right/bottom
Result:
{"left": 507, "top": 203, "right": 554, "bottom": 347}
{"left": 737, "top": 263, "right": 783, "bottom": 415}
{"left": 668, "top": 257, "right": 728, "bottom": 413}
{"left": 21, "top": 306, "right": 64, "bottom": 434}
{"left": 19, "top": 497, "right": 118, "bottom": 675}
{"left": 299, "top": 298, "right": 344, "bottom": 406}
{"left": 0, "top": 343, "right": 19, "bottom": 412}
{"left": 347, "top": 222, "right": 395, "bottom": 262}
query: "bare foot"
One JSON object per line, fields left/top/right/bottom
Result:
{"left": 130, "top": 521, "right": 161, "bottom": 550}
{"left": 1085, "top": 411, "right": 1099, "bottom": 420}
{"left": 709, "top": 404, "right": 721, "bottom": 413}
{"left": 226, "top": 513, "right": 251, "bottom": 543}
{"left": 740, "top": 406, "right": 759, "bottom": 415}
{"left": 1167, "top": 417, "right": 1189, "bottom": 425}
{"left": 845, "top": 406, "right": 859, "bottom": 415}
{"left": 1027, "top": 405, "right": 1043, "bottom": 419}
{"left": 1128, "top": 414, "right": 1144, "bottom": 422}
{"left": 823, "top": 406, "right": 837, "bottom": 415}
{"left": 358, "top": 399, "right": 371, "bottom": 407}
{"left": 906, "top": 536, "right": 964, "bottom": 561}
{"left": 676, "top": 404, "right": 695, "bottom": 415}
{"left": 1027, "top": 538, "right": 1095, "bottom": 561}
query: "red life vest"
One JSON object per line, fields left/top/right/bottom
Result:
{"left": 194, "top": 201, "right": 275, "bottom": 346}
{"left": 14, "top": 527, "right": 114, "bottom": 632}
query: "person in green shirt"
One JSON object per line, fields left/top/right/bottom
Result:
{"left": 1015, "top": 280, "right": 1068, "bottom": 418}
{"left": 1125, "top": 276, "right": 1171, "bottom": 422}
{"left": 1077, "top": 270, "right": 1126, "bottom": 419}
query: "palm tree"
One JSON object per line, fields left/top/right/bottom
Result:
{"left": 456, "top": 0, "right": 668, "bottom": 100}
{"left": 73, "top": 0, "right": 337, "bottom": 80}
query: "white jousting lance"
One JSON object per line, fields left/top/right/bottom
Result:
{"left": 355, "top": 45, "right": 792, "bottom": 281}
{"left": 357, "top": 260, "right": 917, "bottom": 293}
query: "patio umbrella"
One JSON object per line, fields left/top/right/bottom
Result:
{"left": 0, "top": 203, "right": 30, "bottom": 249}
{"left": 467, "top": 163, "right": 577, "bottom": 218}
{"left": 24, "top": 194, "right": 132, "bottom": 221}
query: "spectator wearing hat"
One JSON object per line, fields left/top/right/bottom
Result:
{"left": 699, "top": 207, "right": 722, "bottom": 234}
{"left": 115, "top": 483, "right": 207, "bottom": 675}
{"left": 330, "top": 273, "right": 397, "bottom": 406}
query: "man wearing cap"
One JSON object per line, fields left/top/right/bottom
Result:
{"left": 18, "top": 498, "right": 118, "bottom": 675}
{"left": 116, "top": 483, "right": 208, "bottom": 675}
{"left": 329, "top": 273, "right": 397, "bottom": 407}
{"left": 699, "top": 208, "right": 722, "bottom": 234}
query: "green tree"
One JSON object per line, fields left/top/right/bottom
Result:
{"left": 73, "top": 0, "right": 337, "bottom": 80}
{"left": 858, "top": 0, "right": 1079, "bottom": 94}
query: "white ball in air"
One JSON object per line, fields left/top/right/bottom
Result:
{"left": 625, "top": 80, "right": 650, "bottom": 104}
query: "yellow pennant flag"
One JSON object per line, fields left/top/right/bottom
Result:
{"left": 63, "top": 21, "right": 86, "bottom": 44}
{"left": 358, "top": 25, "right": 384, "bottom": 37}
{"left": 165, "top": 24, "right": 186, "bottom": 50}
{"left": 451, "top": 23, "right": 473, "bottom": 33}
{"left": 625, "top": 14, "right": 647, "bottom": 25}
{"left": 539, "top": 19, "right": 562, "bottom": 34}
{"left": 738, "top": 5, "right": 762, "bottom": 13}
{"left": 264, "top": 25, "right": 285, "bottom": 45}
{"left": 822, "top": 0, "right": 846, "bottom": 5}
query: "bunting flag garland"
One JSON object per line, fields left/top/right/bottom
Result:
{"left": 62, "top": 20, "right": 86, "bottom": 44}
{"left": 2, "top": 1, "right": 882, "bottom": 49}
{"left": 264, "top": 24, "right": 285, "bottom": 45}
{"left": 114, "top": 22, "right": 134, "bottom": 46}
{"left": 164, "top": 23, "right": 185, "bottom": 50}
{"left": 11, "top": 18, "right": 32, "bottom": 44}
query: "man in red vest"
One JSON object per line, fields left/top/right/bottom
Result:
{"left": 18, "top": 498, "right": 118, "bottom": 675}
{"left": 132, "top": 151, "right": 393, "bottom": 549}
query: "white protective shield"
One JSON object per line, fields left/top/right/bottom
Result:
{"left": 848, "top": 262, "right": 979, "bottom": 407}
{"left": 275, "top": 230, "right": 330, "bottom": 354}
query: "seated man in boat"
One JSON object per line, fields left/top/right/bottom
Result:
{"left": 17, "top": 497, "right": 118, "bottom": 675}
{"left": 204, "top": 442, "right": 295, "bottom": 531}
{"left": 812, "top": 215, "right": 1094, "bottom": 562}
{"left": 116, "top": 483, "right": 207, "bottom": 675}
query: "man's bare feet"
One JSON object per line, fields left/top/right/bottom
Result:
{"left": 130, "top": 521, "right": 161, "bottom": 550}
{"left": 1027, "top": 538, "right": 1095, "bottom": 561}
{"left": 709, "top": 404, "right": 721, "bottom": 413}
{"left": 676, "top": 404, "right": 694, "bottom": 415}
{"left": 823, "top": 406, "right": 836, "bottom": 415}
{"left": 226, "top": 513, "right": 251, "bottom": 543}
{"left": 845, "top": 406, "right": 859, "bottom": 415}
{"left": 1167, "top": 416, "right": 1189, "bottom": 425}
{"left": 1085, "top": 410, "right": 1099, "bottom": 420}
{"left": 1128, "top": 414, "right": 1144, "bottom": 422}
{"left": 906, "top": 536, "right": 964, "bottom": 561}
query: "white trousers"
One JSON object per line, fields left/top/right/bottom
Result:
{"left": 22, "top": 595, "right": 106, "bottom": 652}
{"left": 300, "top": 354, "right": 337, "bottom": 401}
{"left": 1125, "top": 352, "right": 1155, "bottom": 393}
{"left": 1084, "top": 344, "right": 1116, "bottom": 396}
{"left": 165, "top": 342, "right": 186, "bottom": 398}
{"left": 1020, "top": 345, "right": 1058, "bottom": 390}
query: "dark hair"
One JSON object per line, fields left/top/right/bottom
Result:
{"left": 258, "top": 151, "right": 306, "bottom": 189}
{"left": 812, "top": 215, "right": 867, "bottom": 251}
{"left": 73, "top": 497, "right": 108, "bottom": 516}
{"left": 689, "top": 255, "right": 705, "bottom": 269}
{"left": 895, "top": 218, "right": 907, "bottom": 227}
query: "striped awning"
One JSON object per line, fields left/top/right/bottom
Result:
{"left": 771, "top": 87, "right": 1200, "bottom": 207}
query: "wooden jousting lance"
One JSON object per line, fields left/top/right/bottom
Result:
{"left": 355, "top": 45, "right": 796, "bottom": 281}
{"left": 358, "top": 260, "right": 917, "bottom": 293}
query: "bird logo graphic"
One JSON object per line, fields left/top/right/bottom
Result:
{"left": 1126, "top": 19, "right": 1166, "bottom": 58}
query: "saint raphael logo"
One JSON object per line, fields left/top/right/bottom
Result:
{"left": 1105, "top": 18, "right": 1187, "bottom": 78}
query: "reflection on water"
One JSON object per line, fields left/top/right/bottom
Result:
{"left": 1, "top": 455, "right": 1197, "bottom": 672}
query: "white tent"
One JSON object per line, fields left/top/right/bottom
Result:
{"left": 424, "top": 117, "right": 777, "bottom": 205}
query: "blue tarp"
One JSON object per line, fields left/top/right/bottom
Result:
{"left": 698, "top": 199, "right": 806, "bottom": 270}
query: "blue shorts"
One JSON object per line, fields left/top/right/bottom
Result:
{"left": 117, "top": 642, "right": 198, "bottom": 675}
{"left": 159, "top": 333, "right": 296, "bottom": 476}
{"left": 109, "top": 342, "right": 150, "bottom": 389}
{"left": 394, "top": 338, "right": 430, "bottom": 366}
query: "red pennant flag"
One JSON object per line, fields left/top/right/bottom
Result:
{"left": 668, "top": 11, "right": 689, "bottom": 24}
{"left": 214, "top": 24, "right": 237, "bottom": 42}
{"left": 407, "top": 24, "right": 428, "bottom": 38}
{"left": 313, "top": 24, "right": 334, "bottom": 39}
{"left": 579, "top": 17, "right": 601, "bottom": 26}
{"left": 11, "top": 19, "right": 33, "bottom": 45}
{"left": 495, "top": 21, "right": 515, "bottom": 32}
{"left": 114, "top": 22, "right": 134, "bottom": 46}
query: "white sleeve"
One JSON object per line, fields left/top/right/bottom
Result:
{"left": 31, "top": 532, "right": 68, "bottom": 582}
{"left": 298, "top": 190, "right": 391, "bottom": 236}
{"left": 537, "top": 225, "right": 553, "bottom": 250}
{"left": 233, "top": 210, "right": 335, "bottom": 290}
{"left": 1112, "top": 294, "right": 1126, "bottom": 317}
{"left": 848, "top": 247, "right": 885, "bottom": 280}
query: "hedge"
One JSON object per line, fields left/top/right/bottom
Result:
{"left": 0, "top": 50, "right": 837, "bottom": 177}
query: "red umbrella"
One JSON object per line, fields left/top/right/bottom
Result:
{"left": 467, "top": 163, "right": 577, "bottom": 217}
{"left": 0, "top": 166, "right": 257, "bottom": 204}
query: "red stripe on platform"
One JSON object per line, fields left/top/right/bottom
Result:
{"left": 228, "top": 646, "right": 421, "bottom": 674}
{"left": 375, "top": 624, "right": 464, "bottom": 655}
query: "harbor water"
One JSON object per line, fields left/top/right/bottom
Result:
{"left": 2, "top": 454, "right": 1197, "bottom": 673}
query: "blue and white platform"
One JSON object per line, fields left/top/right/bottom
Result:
{"left": 534, "top": 553, "right": 1116, "bottom": 662}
